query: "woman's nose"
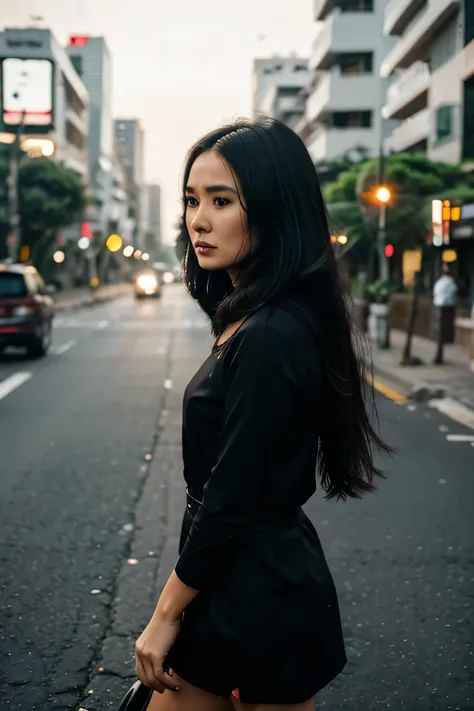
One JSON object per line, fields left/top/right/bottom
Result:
{"left": 191, "top": 208, "right": 211, "bottom": 233}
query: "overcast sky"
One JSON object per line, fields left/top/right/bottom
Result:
{"left": 2, "top": 0, "right": 315, "bottom": 242}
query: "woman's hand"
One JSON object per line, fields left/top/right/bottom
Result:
{"left": 135, "top": 613, "right": 181, "bottom": 694}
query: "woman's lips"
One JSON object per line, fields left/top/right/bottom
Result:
{"left": 195, "top": 243, "right": 216, "bottom": 255}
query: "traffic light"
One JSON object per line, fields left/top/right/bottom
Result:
{"left": 384, "top": 244, "right": 394, "bottom": 258}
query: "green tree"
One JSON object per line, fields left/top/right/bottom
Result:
{"left": 0, "top": 156, "right": 86, "bottom": 268}
{"left": 324, "top": 153, "right": 474, "bottom": 258}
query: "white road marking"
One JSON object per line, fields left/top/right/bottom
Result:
{"left": 430, "top": 397, "right": 474, "bottom": 431}
{"left": 446, "top": 434, "right": 474, "bottom": 443}
{"left": 51, "top": 340, "right": 76, "bottom": 356}
{"left": 97, "top": 320, "right": 109, "bottom": 329}
{"left": 0, "top": 372, "right": 32, "bottom": 401}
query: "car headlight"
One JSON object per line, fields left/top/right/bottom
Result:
{"left": 136, "top": 275, "right": 158, "bottom": 289}
{"left": 163, "top": 271, "right": 174, "bottom": 284}
{"left": 13, "top": 305, "right": 35, "bottom": 317}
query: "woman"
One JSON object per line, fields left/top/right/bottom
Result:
{"left": 135, "top": 117, "right": 390, "bottom": 711}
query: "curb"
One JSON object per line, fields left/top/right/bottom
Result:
{"left": 53, "top": 285, "right": 132, "bottom": 313}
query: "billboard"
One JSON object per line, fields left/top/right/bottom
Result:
{"left": 1, "top": 58, "right": 54, "bottom": 127}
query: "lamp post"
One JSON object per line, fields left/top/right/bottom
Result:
{"left": 375, "top": 185, "right": 392, "bottom": 282}
{"left": 6, "top": 110, "right": 26, "bottom": 263}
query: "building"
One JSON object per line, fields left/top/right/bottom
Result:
{"left": 114, "top": 118, "right": 145, "bottom": 248}
{"left": 252, "top": 56, "right": 310, "bottom": 129}
{"left": 299, "top": 0, "right": 396, "bottom": 165}
{"left": 66, "top": 35, "right": 114, "bottom": 239}
{"left": 0, "top": 27, "right": 89, "bottom": 176}
{"left": 145, "top": 184, "right": 162, "bottom": 258}
{"left": 381, "top": 0, "right": 474, "bottom": 163}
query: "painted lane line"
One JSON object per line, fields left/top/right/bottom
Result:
{"left": 446, "top": 434, "right": 474, "bottom": 443}
{"left": 97, "top": 320, "right": 109, "bottom": 329}
{"left": 0, "top": 372, "right": 32, "bottom": 402}
{"left": 430, "top": 397, "right": 474, "bottom": 431}
{"left": 51, "top": 340, "right": 76, "bottom": 356}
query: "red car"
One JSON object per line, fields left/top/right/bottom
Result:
{"left": 0, "top": 263, "right": 55, "bottom": 357}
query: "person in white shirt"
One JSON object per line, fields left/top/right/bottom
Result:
{"left": 433, "top": 264, "right": 458, "bottom": 364}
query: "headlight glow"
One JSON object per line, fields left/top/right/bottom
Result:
{"left": 136, "top": 274, "right": 158, "bottom": 290}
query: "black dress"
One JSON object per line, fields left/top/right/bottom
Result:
{"left": 166, "top": 305, "right": 346, "bottom": 704}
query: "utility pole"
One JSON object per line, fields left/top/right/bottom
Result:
{"left": 7, "top": 111, "right": 26, "bottom": 264}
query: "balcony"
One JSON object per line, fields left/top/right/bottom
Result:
{"left": 306, "top": 68, "right": 377, "bottom": 123}
{"left": 310, "top": 9, "right": 379, "bottom": 72}
{"left": 381, "top": 0, "right": 460, "bottom": 76}
{"left": 307, "top": 125, "right": 376, "bottom": 163}
{"left": 65, "top": 106, "right": 87, "bottom": 136}
{"left": 382, "top": 61, "right": 430, "bottom": 119}
{"left": 383, "top": 0, "right": 427, "bottom": 36}
{"left": 385, "top": 107, "right": 430, "bottom": 152}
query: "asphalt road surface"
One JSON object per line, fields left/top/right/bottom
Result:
{"left": 0, "top": 285, "right": 473, "bottom": 711}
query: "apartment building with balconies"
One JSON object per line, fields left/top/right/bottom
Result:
{"left": 381, "top": 0, "right": 474, "bottom": 163}
{"left": 300, "top": 0, "right": 396, "bottom": 165}
{"left": 252, "top": 55, "right": 310, "bottom": 129}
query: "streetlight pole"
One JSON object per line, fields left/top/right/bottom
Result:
{"left": 378, "top": 200, "right": 389, "bottom": 282}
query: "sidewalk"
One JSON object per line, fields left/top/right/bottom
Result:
{"left": 371, "top": 328, "right": 474, "bottom": 412}
{"left": 53, "top": 282, "right": 132, "bottom": 313}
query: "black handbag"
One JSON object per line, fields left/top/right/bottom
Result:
{"left": 118, "top": 680, "right": 153, "bottom": 711}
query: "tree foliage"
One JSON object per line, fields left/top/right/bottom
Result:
{"left": 0, "top": 156, "right": 86, "bottom": 264}
{"left": 322, "top": 153, "right": 474, "bottom": 258}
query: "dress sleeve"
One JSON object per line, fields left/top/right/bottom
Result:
{"left": 175, "top": 312, "right": 297, "bottom": 591}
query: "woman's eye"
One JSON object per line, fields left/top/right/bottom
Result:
{"left": 185, "top": 197, "right": 198, "bottom": 207}
{"left": 214, "top": 197, "right": 229, "bottom": 208}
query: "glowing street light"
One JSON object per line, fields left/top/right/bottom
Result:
{"left": 53, "top": 250, "right": 65, "bottom": 264}
{"left": 123, "top": 245, "right": 134, "bottom": 257}
{"left": 141, "top": 252, "right": 150, "bottom": 261}
{"left": 133, "top": 249, "right": 142, "bottom": 260}
{"left": 106, "top": 233, "right": 123, "bottom": 252}
{"left": 78, "top": 237, "right": 90, "bottom": 250}
{"left": 337, "top": 235, "right": 348, "bottom": 245}
{"left": 375, "top": 186, "right": 391, "bottom": 204}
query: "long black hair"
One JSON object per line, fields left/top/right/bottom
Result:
{"left": 177, "top": 117, "right": 391, "bottom": 500}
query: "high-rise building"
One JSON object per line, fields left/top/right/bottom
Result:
{"left": 252, "top": 56, "right": 310, "bottom": 129}
{"left": 67, "top": 35, "right": 114, "bottom": 237}
{"left": 147, "top": 184, "right": 162, "bottom": 248}
{"left": 300, "top": 0, "right": 396, "bottom": 165}
{"left": 381, "top": 0, "right": 474, "bottom": 164}
{"left": 114, "top": 119, "right": 145, "bottom": 247}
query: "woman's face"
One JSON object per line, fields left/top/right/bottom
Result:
{"left": 185, "top": 150, "right": 250, "bottom": 279}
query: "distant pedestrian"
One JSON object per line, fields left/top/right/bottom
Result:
{"left": 134, "top": 117, "right": 392, "bottom": 711}
{"left": 433, "top": 263, "right": 458, "bottom": 365}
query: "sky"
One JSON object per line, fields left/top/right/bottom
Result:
{"left": 2, "top": 0, "right": 315, "bottom": 243}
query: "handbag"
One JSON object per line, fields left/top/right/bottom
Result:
{"left": 118, "top": 680, "right": 153, "bottom": 711}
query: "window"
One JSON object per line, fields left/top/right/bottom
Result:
{"left": 293, "top": 64, "right": 307, "bottom": 72}
{"left": 331, "top": 111, "right": 372, "bottom": 128}
{"left": 462, "top": 78, "right": 474, "bottom": 159}
{"left": 70, "top": 55, "right": 83, "bottom": 77}
{"left": 338, "top": 0, "right": 373, "bottom": 12}
{"left": 0, "top": 273, "right": 28, "bottom": 297}
{"left": 338, "top": 52, "right": 373, "bottom": 75}
{"left": 435, "top": 105, "right": 454, "bottom": 143}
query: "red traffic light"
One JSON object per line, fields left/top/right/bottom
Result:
{"left": 384, "top": 244, "right": 394, "bottom": 258}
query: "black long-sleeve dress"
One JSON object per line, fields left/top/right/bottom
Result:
{"left": 165, "top": 304, "right": 346, "bottom": 705}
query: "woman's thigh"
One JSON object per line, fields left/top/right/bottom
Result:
{"left": 231, "top": 696, "right": 315, "bottom": 711}
{"left": 146, "top": 673, "right": 234, "bottom": 711}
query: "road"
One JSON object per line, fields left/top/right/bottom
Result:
{"left": 0, "top": 285, "right": 473, "bottom": 710}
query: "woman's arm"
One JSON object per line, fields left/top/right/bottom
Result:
{"left": 174, "top": 311, "right": 300, "bottom": 591}
{"left": 155, "top": 570, "right": 199, "bottom": 622}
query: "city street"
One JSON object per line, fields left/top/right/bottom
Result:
{"left": 1, "top": 285, "right": 473, "bottom": 711}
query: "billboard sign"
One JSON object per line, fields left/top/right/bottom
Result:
{"left": 1, "top": 58, "right": 54, "bottom": 128}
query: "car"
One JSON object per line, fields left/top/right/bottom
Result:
{"left": 0, "top": 263, "right": 55, "bottom": 357}
{"left": 133, "top": 268, "right": 162, "bottom": 299}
